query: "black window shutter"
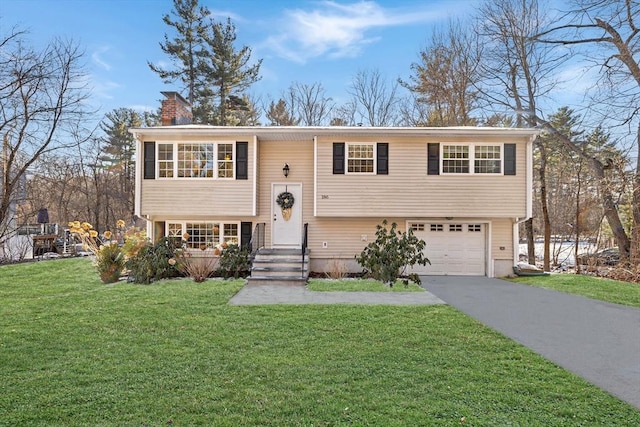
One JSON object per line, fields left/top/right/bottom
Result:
{"left": 333, "top": 142, "right": 345, "bottom": 174}
{"left": 240, "top": 222, "right": 252, "bottom": 250}
{"left": 377, "top": 143, "right": 388, "bottom": 175}
{"left": 236, "top": 142, "right": 248, "bottom": 180}
{"left": 143, "top": 141, "right": 155, "bottom": 179}
{"left": 427, "top": 143, "right": 440, "bottom": 175}
{"left": 504, "top": 144, "right": 516, "bottom": 175}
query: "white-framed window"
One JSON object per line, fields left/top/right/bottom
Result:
{"left": 158, "top": 143, "right": 174, "bottom": 178}
{"left": 410, "top": 223, "right": 425, "bottom": 231}
{"left": 166, "top": 221, "right": 240, "bottom": 250}
{"left": 442, "top": 145, "right": 469, "bottom": 174}
{"left": 157, "top": 142, "right": 235, "bottom": 179}
{"left": 347, "top": 143, "right": 375, "bottom": 174}
{"left": 449, "top": 224, "right": 463, "bottom": 232}
{"left": 441, "top": 144, "right": 502, "bottom": 174}
{"left": 217, "top": 143, "right": 234, "bottom": 178}
{"left": 430, "top": 224, "right": 444, "bottom": 232}
{"left": 468, "top": 224, "right": 482, "bottom": 232}
{"left": 474, "top": 145, "right": 501, "bottom": 174}
{"left": 178, "top": 143, "right": 214, "bottom": 178}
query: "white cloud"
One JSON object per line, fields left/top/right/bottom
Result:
{"left": 90, "top": 78, "right": 120, "bottom": 101}
{"left": 208, "top": 9, "right": 244, "bottom": 23}
{"left": 91, "top": 46, "right": 112, "bottom": 71}
{"left": 263, "top": 1, "right": 444, "bottom": 63}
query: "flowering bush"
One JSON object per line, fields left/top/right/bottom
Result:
{"left": 125, "top": 237, "right": 181, "bottom": 284}
{"left": 68, "top": 220, "right": 126, "bottom": 283}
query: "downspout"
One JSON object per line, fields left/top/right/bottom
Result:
{"left": 253, "top": 134, "right": 258, "bottom": 216}
{"left": 132, "top": 132, "right": 142, "bottom": 220}
{"left": 313, "top": 135, "right": 318, "bottom": 217}
{"left": 512, "top": 135, "right": 536, "bottom": 268}
{"left": 132, "top": 132, "right": 152, "bottom": 239}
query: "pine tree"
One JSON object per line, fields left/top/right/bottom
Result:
{"left": 266, "top": 99, "right": 299, "bottom": 126}
{"left": 99, "top": 108, "right": 145, "bottom": 219}
{"left": 147, "top": 0, "right": 209, "bottom": 121}
{"left": 200, "top": 18, "right": 262, "bottom": 125}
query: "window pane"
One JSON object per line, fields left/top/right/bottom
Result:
{"left": 177, "top": 143, "right": 214, "bottom": 178}
{"left": 442, "top": 145, "right": 469, "bottom": 173}
{"left": 474, "top": 145, "right": 501, "bottom": 174}
{"left": 158, "top": 144, "right": 174, "bottom": 178}
{"left": 167, "top": 223, "right": 182, "bottom": 237}
{"left": 185, "top": 223, "right": 219, "bottom": 250}
{"left": 218, "top": 144, "right": 234, "bottom": 178}
{"left": 223, "top": 223, "right": 239, "bottom": 245}
{"left": 347, "top": 144, "right": 374, "bottom": 173}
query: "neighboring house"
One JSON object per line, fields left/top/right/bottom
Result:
{"left": 130, "top": 93, "right": 538, "bottom": 278}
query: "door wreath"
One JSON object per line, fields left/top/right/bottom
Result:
{"left": 276, "top": 191, "right": 295, "bottom": 221}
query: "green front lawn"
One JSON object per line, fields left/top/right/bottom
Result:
{"left": 509, "top": 274, "right": 640, "bottom": 308}
{"left": 1, "top": 258, "right": 638, "bottom": 425}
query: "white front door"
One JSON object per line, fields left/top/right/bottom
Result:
{"left": 272, "top": 183, "right": 302, "bottom": 248}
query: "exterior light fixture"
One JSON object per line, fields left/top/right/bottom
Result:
{"left": 283, "top": 163, "right": 290, "bottom": 178}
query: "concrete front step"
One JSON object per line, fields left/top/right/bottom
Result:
{"left": 252, "top": 259, "right": 309, "bottom": 267}
{"left": 257, "top": 248, "right": 309, "bottom": 256}
{"left": 248, "top": 247, "right": 310, "bottom": 285}
{"left": 246, "top": 276, "right": 307, "bottom": 286}
{"left": 252, "top": 267, "right": 309, "bottom": 277}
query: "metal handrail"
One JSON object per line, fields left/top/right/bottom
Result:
{"left": 249, "top": 222, "right": 266, "bottom": 257}
{"left": 301, "top": 223, "right": 309, "bottom": 278}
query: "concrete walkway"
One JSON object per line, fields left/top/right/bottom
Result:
{"left": 229, "top": 283, "right": 446, "bottom": 305}
{"left": 422, "top": 276, "right": 640, "bottom": 409}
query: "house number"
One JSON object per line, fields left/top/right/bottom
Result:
{"left": 321, "top": 195, "right": 330, "bottom": 199}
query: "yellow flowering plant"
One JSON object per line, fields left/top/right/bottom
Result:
{"left": 68, "top": 220, "right": 133, "bottom": 283}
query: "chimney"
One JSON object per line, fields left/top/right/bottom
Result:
{"left": 160, "top": 91, "right": 192, "bottom": 126}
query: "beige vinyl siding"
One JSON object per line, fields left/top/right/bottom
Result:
{"left": 141, "top": 179, "right": 254, "bottom": 217}
{"left": 491, "top": 218, "right": 514, "bottom": 260}
{"left": 139, "top": 136, "right": 256, "bottom": 217}
{"left": 316, "top": 136, "right": 528, "bottom": 218}
{"left": 257, "top": 139, "right": 315, "bottom": 247}
{"left": 306, "top": 217, "right": 407, "bottom": 258}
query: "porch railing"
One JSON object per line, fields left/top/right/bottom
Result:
{"left": 301, "top": 223, "right": 309, "bottom": 277}
{"left": 249, "top": 222, "right": 266, "bottom": 258}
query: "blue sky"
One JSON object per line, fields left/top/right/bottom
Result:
{"left": 1, "top": 0, "right": 478, "bottom": 120}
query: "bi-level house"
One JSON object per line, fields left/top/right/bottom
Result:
{"left": 130, "top": 92, "right": 538, "bottom": 280}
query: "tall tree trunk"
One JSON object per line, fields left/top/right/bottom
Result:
{"left": 540, "top": 121, "right": 631, "bottom": 260}
{"left": 526, "top": 218, "right": 535, "bottom": 265}
{"left": 539, "top": 143, "right": 551, "bottom": 270}
{"left": 574, "top": 158, "right": 583, "bottom": 274}
{"left": 590, "top": 157, "right": 630, "bottom": 260}
{"left": 631, "top": 123, "right": 640, "bottom": 264}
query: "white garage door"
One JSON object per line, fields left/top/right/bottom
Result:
{"left": 409, "top": 222, "right": 486, "bottom": 276}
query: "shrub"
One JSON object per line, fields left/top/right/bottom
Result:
{"left": 126, "top": 238, "right": 181, "bottom": 284}
{"left": 356, "top": 219, "right": 430, "bottom": 286}
{"left": 95, "top": 242, "right": 125, "bottom": 283}
{"left": 175, "top": 250, "right": 220, "bottom": 283}
{"left": 218, "top": 244, "right": 250, "bottom": 278}
{"left": 69, "top": 220, "right": 127, "bottom": 284}
{"left": 326, "top": 257, "right": 348, "bottom": 279}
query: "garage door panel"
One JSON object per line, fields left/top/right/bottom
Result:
{"left": 410, "top": 222, "right": 486, "bottom": 276}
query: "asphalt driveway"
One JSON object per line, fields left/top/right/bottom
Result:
{"left": 421, "top": 275, "right": 640, "bottom": 409}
